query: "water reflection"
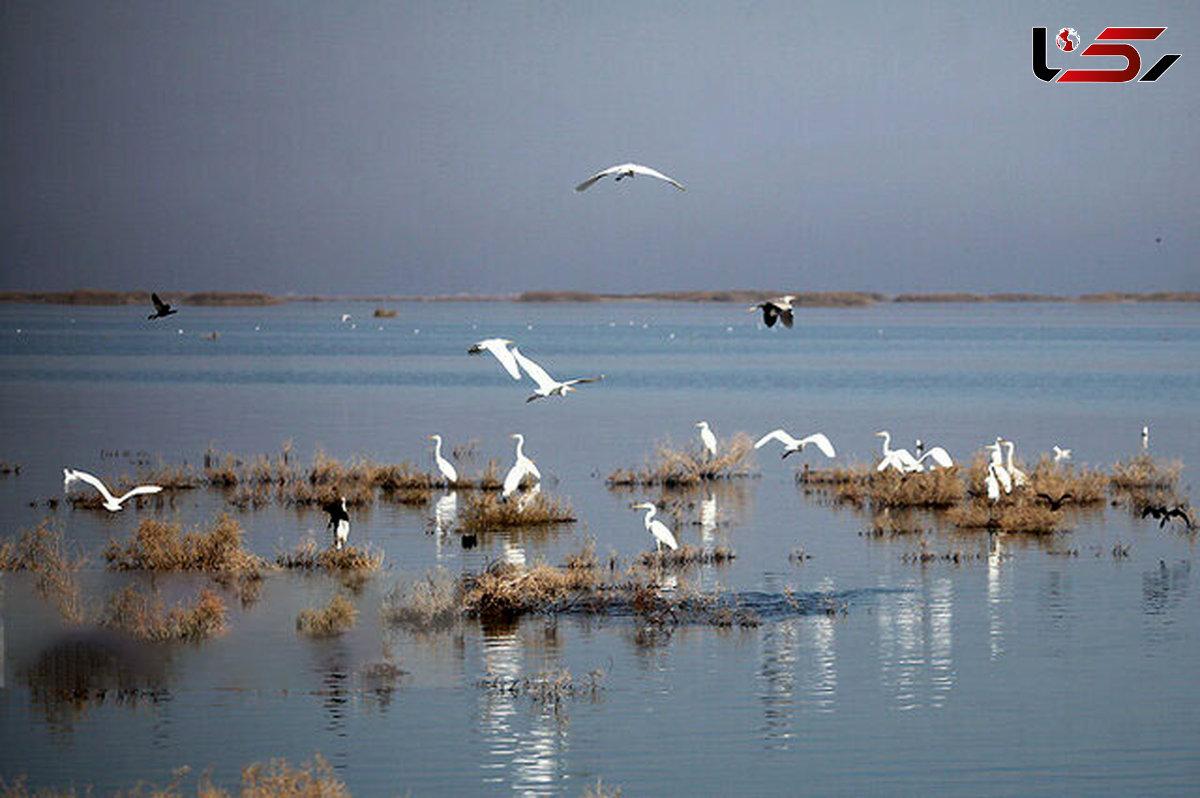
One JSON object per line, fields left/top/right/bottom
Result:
{"left": 876, "top": 573, "right": 955, "bottom": 710}
{"left": 987, "top": 531, "right": 1011, "bottom": 660}
{"left": 757, "top": 619, "right": 797, "bottom": 748}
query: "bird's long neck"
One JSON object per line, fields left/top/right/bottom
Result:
{"left": 514, "top": 435, "right": 525, "bottom": 458}
{"left": 643, "top": 506, "right": 657, "bottom": 526}
{"left": 1004, "top": 442, "right": 1014, "bottom": 468}
{"left": 879, "top": 432, "right": 892, "bottom": 455}
{"left": 433, "top": 437, "right": 443, "bottom": 459}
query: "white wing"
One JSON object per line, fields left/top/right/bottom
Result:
{"left": 63, "top": 468, "right": 117, "bottom": 504}
{"left": 437, "top": 457, "right": 458, "bottom": 483}
{"left": 700, "top": 428, "right": 717, "bottom": 455}
{"left": 993, "top": 463, "right": 1013, "bottom": 493}
{"left": 917, "top": 446, "right": 954, "bottom": 469}
{"left": 114, "top": 485, "right": 163, "bottom": 505}
{"left": 799, "top": 433, "right": 837, "bottom": 458}
{"left": 985, "top": 469, "right": 1000, "bottom": 501}
{"left": 627, "top": 164, "right": 686, "bottom": 190}
{"left": 574, "top": 165, "right": 623, "bottom": 192}
{"left": 522, "top": 458, "right": 541, "bottom": 481}
{"left": 503, "top": 462, "right": 526, "bottom": 497}
{"left": 892, "top": 448, "right": 922, "bottom": 470}
{"left": 650, "top": 519, "right": 679, "bottom": 551}
{"left": 877, "top": 453, "right": 904, "bottom": 472}
{"left": 510, "top": 347, "right": 559, "bottom": 392}
{"left": 471, "top": 339, "right": 522, "bottom": 380}
{"left": 755, "top": 429, "right": 800, "bottom": 449}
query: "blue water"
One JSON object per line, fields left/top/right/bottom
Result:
{"left": 1, "top": 300, "right": 1198, "bottom": 795}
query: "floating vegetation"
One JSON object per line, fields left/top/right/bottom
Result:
{"left": 382, "top": 570, "right": 459, "bottom": 630}
{"left": 901, "top": 548, "right": 988, "bottom": 564}
{"left": 296, "top": 594, "right": 358, "bottom": 638}
{"left": 457, "top": 490, "right": 576, "bottom": 531}
{"left": 639, "top": 544, "right": 735, "bottom": 568}
{"left": 1027, "top": 458, "right": 1109, "bottom": 505}
{"left": 0, "top": 519, "right": 85, "bottom": 624}
{"left": 862, "top": 467, "right": 965, "bottom": 508}
{"left": 607, "top": 433, "right": 757, "bottom": 487}
{"left": 105, "top": 514, "right": 266, "bottom": 574}
{"left": 102, "top": 585, "right": 228, "bottom": 642}
{"left": 373, "top": 307, "right": 398, "bottom": 318}
{"left": 583, "top": 779, "right": 624, "bottom": 798}
{"left": 865, "top": 508, "right": 927, "bottom": 536}
{"left": 276, "top": 540, "right": 383, "bottom": 572}
{"left": 945, "top": 501, "right": 1062, "bottom": 534}
{"left": 477, "top": 667, "right": 604, "bottom": 707}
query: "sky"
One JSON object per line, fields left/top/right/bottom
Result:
{"left": 1, "top": 1, "right": 1196, "bottom": 296}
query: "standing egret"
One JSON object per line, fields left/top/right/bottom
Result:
{"left": 1052, "top": 445, "right": 1071, "bottom": 462}
{"left": 914, "top": 446, "right": 955, "bottom": 470}
{"left": 1142, "top": 425, "right": 1150, "bottom": 450}
{"left": 427, "top": 435, "right": 458, "bottom": 484}
{"left": 1001, "top": 440, "right": 1029, "bottom": 488}
{"left": 755, "top": 429, "right": 836, "bottom": 459}
{"left": 984, "top": 442, "right": 1013, "bottom": 500}
{"left": 749, "top": 295, "right": 796, "bottom": 328}
{"left": 323, "top": 496, "right": 350, "bottom": 550}
{"left": 875, "top": 431, "right": 921, "bottom": 473}
{"left": 632, "top": 502, "right": 679, "bottom": 552}
{"left": 468, "top": 338, "right": 522, "bottom": 380}
{"left": 696, "top": 421, "right": 718, "bottom": 458}
{"left": 511, "top": 346, "right": 603, "bottom": 402}
{"left": 502, "top": 433, "right": 541, "bottom": 498}
{"left": 574, "top": 162, "right": 686, "bottom": 192}
{"left": 62, "top": 468, "right": 162, "bottom": 512}
{"left": 147, "top": 293, "right": 177, "bottom": 320}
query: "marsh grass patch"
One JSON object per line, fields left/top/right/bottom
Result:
{"left": 607, "top": 433, "right": 757, "bottom": 487}
{"left": 102, "top": 585, "right": 228, "bottom": 642}
{"left": 296, "top": 594, "right": 358, "bottom": 638}
{"left": 458, "top": 491, "right": 576, "bottom": 532}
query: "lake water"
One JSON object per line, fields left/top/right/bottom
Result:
{"left": 1, "top": 300, "right": 1198, "bottom": 795}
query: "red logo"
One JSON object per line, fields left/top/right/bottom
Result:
{"left": 1033, "top": 27, "right": 1180, "bottom": 82}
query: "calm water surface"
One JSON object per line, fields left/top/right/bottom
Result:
{"left": 1, "top": 301, "right": 1198, "bottom": 795}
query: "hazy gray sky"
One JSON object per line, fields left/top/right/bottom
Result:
{"left": 1, "top": 1, "right": 1196, "bottom": 295}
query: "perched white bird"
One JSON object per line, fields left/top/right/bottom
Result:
{"left": 696, "top": 421, "right": 718, "bottom": 458}
{"left": 62, "top": 468, "right": 162, "bottom": 512}
{"left": 749, "top": 295, "right": 797, "bottom": 329}
{"left": 575, "top": 162, "right": 686, "bottom": 192}
{"left": 340, "top": 314, "right": 352, "bottom": 323}
{"left": 984, "top": 442, "right": 1013, "bottom": 500}
{"left": 502, "top": 433, "right": 542, "bottom": 498}
{"left": 755, "top": 429, "right": 836, "bottom": 459}
{"left": 1142, "top": 425, "right": 1150, "bottom": 450}
{"left": 633, "top": 502, "right": 679, "bottom": 553}
{"left": 1001, "top": 439, "right": 1029, "bottom": 488}
{"left": 468, "top": 338, "right": 522, "bottom": 380}
{"left": 511, "top": 346, "right": 603, "bottom": 402}
{"left": 914, "top": 446, "right": 955, "bottom": 470}
{"left": 875, "top": 431, "right": 921, "bottom": 473}
{"left": 1052, "top": 445, "right": 1072, "bottom": 462}
{"left": 427, "top": 435, "right": 458, "bottom": 484}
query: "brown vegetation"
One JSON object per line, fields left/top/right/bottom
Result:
{"left": 607, "top": 433, "right": 756, "bottom": 487}
{"left": 296, "top": 594, "right": 358, "bottom": 638}
{"left": 1110, "top": 454, "right": 1182, "bottom": 492}
{"left": 458, "top": 491, "right": 576, "bottom": 531}
{"left": 105, "top": 514, "right": 265, "bottom": 574}
{"left": 945, "top": 501, "right": 1062, "bottom": 534}
{"left": 382, "top": 570, "right": 459, "bottom": 630}
{"left": 102, "top": 585, "right": 228, "bottom": 642}
{"left": 0, "top": 519, "right": 85, "bottom": 623}
{"left": 639, "top": 544, "right": 735, "bottom": 568}
{"left": 276, "top": 541, "right": 383, "bottom": 571}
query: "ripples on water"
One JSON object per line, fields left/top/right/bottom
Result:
{"left": 1, "top": 301, "right": 1199, "bottom": 795}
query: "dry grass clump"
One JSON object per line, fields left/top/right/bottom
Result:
{"left": 105, "top": 514, "right": 266, "bottom": 573}
{"left": 461, "top": 561, "right": 602, "bottom": 618}
{"left": 606, "top": 433, "right": 757, "bottom": 487}
{"left": 0, "top": 519, "right": 86, "bottom": 624}
{"left": 458, "top": 491, "right": 576, "bottom": 531}
{"left": 865, "top": 467, "right": 965, "bottom": 508}
{"left": 276, "top": 540, "right": 383, "bottom": 571}
{"left": 797, "top": 464, "right": 869, "bottom": 486}
{"left": 1027, "top": 458, "right": 1110, "bottom": 504}
{"left": 1111, "top": 454, "right": 1183, "bottom": 491}
{"left": 583, "top": 779, "right": 623, "bottom": 798}
{"left": 138, "top": 460, "right": 202, "bottom": 490}
{"left": 102, "top": 585, "right": 228, "bottom": 642}
{"left": 639, "top": 544, "right": 736, "bottom": 568}
{"left": 296, "top": 594, "right": 358, "bottom": 638}
{"left": 866, "top": 508, "right": 926, "bottom": 536}
{"left": 945, "top": 501, "right": 1062, "bottom": 533}
{"left": 382, "top": 570, "right": 459, "bottom": 629}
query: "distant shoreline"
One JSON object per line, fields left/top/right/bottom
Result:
{"left": 0, "top": 288, "right": 1197, "bottom": 308}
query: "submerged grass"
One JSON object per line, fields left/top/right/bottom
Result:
{"left": 382, "top": 569, "right": 459, "bottom": 629}
{"left": 296, "top": 594, "right": 358, "bottom": 638}
{"left": 0, "top": 519, "right": 86, "bottom": 624}
{"left": 607, "top": 433, "right": 757, "bottom": 487}
{"left": 102, "top": 585, "right": 228, "bottom": 642}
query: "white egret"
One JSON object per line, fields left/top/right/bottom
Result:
{"left": 1001, "top": 440, "right": 1029, "bottom": 488}
{"left": 875, "top": 431, "right": 921, "bottom": 473}
{"left": 340, "top": 314, "right": 351, "bottom": 323}
{"left": 147, "top": 293, "right": 177, "bottom": 320}
{"left": 502, "top": 433, "right": 541, "bottom": 498}
{"left": 914, "top": 446, "right": 955, "bottom": 470}
{"left": 696, "top": 421, "right": 718, "bottom": 458}
{"left": 749, "top": 295, "right": 796, "bottom": 329}
{"left": 984, "top": 442, "right": 1013, "bottom": 500}
{"left": 1052, "top": 445, "right": 1071, "bottom": 462}
{"left": 62, "top": 468, "right": 162, "bottom": 512}
{"left": 324, "top": 496, "right": 350, "bottom": 550}
{"left": 755, "top": 429, "right": 836, "bottom": 459}
{"left": 510, "top": 346, "right": 603, "bottom": 402}
{"left": 468, "top": 338, "right": 521, "bottom": 380}
{"left": 1142, "top": 425, "right": 1150, "bottom": 450}
{"left": 574, "top": 162, "right": 686, "bottom": 192}
{"left": 632, "top": 502, "right": 679, "bottom": 552}
{"left": 427, "top": 435, "right": 458, "bottom": 484}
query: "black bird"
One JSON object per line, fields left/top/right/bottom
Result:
{"left": 749, "top": 295, "right": 796, "bottom": 328}
{"left": 147, "top": 293, "right": 177, "bottom": 320}
{"left": 322, "top": 496, "right": 351, "bottom": 549}
{"left": 1141, "top": 503, "right": 1195, "bottom": 532}
{"left": 1036, "top": 492, "right": 1074, "bottom": 511}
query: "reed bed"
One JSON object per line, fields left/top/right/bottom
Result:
{"left": 382, "top": 570, "right": 459, "bottom": 629}
{"left": 102, "top": 585, "right": 228, "bottom": 642}
{"left": 1110, "top": 454, "right": 1183, "bottom": 492}
{"left": 105, "top": 514, "right": 266, "bottom": 574}
{"left": 296, "top": 594, "right": 358, "bottom": 638}
{"left": 1027, "top": 458, "right": 1110, "bottom": 504}
{"left": 863, "top": 467, "right": 965, "bottom": 508}
{"left": 606, "top": 433, "right": 757, "bottom": 487}
{"left": 0, "top": 519, "right": 85, "bottom": 623}
{"left": 458, "top": 491, "right": 577, "bottom": 531}
{"left": 639, "top": 544, "right": 736, "bottom": 568}
{"left": 945, "top": 500, "right": 1062, "bottom": 533}
{"left": 276, "top": 540, "right": 383, "bottom": 571}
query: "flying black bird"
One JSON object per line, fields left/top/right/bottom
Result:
{"left": 147, "top": 293, "right": 177, "bottom": 320}
{"left": 750, "top": 295, "right": 796, "bottom": 328}
{"left": 1141, "top": 503, "right": 1195, "bottom": 532}
{"left": 1036, "top": 492, "right": 1074, "bottom": 511}
{"left": 323, "top": 496, "right": 351, "bottom": 549}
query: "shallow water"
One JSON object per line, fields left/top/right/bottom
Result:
{"left": 1, "top": 301, "right": 1198, "bottom": 795}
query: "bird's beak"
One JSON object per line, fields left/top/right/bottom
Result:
{"left": 874, "top": 431, "right": 885, "bottom": 437}
{"left": 510, "top": 434, "right": 518, "bottom": 439}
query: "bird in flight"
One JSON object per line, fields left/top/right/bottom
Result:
{"left": 1052, "top": 445, "right": 1071, "bottom": 462}
{"left": 575, "top": 162, "right": 686, "bottom": 192}
{"left": 63, "top": 468, "right": 163, "bottom": 512}
{"left": 750, "top": 295, "right": 796, "bottom": 328}
{"left": 1036, "top": 492, "right": 1074, "bottom": 511}
{"left": 468, "top": 338, "right": 522, "bottom": 380}
{"left": 511, "top": 346, "right": 603, "bottom": 402}
{"left": 755, "top": 429, "right": 836, "bottom": 460}
{"left": 1141, "top": 503, "right": 1195, "bottom": 532}
{"left": 147, "top": 293, "right": 177, "bottom": 320}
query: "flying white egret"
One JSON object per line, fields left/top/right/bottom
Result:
{"left": 632, "top": 502, "right": 679, "bottom": 553}
{"left": 324, "top": 496, "right": 350, "bottom": 549}
{"left": 749, "top": 295, "right": 797, "bottom": 329}
{"left": 696, "top": 421, "right": 718, "bottom": 458}
{"left": 914, "top": 446, "right": 955, "bottom": 470}
{"left": 574, "top": 162, "right": 686, "bottom": 192}
{"left": 468, "top": 338, "right": 522, "bottom": 380}
{"left": 1142, "top": 425, "right": 1150, "bottom": 450}
{"left": 62, "top": 468, "right": 162, "bottom": 512}
{"left": 502, "top": 433, "right": 541, "bottom": 498}
{"left": 1001, "top": 440, "right": 1029, "bottom": 488}
{"left": 875, "top": 431, "right": 921, "bottom": 473}
{"left": 510, "top": 346, "right": 603, "bottom": 402}
{"left": 755, "top": 429, "right": 836, "bottom": 459}
{"left": 427, "top": 435, "right": 458, "bottom": 484}
{"left": 1053, "top": 445, "right": 1072, "bottom": 462}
